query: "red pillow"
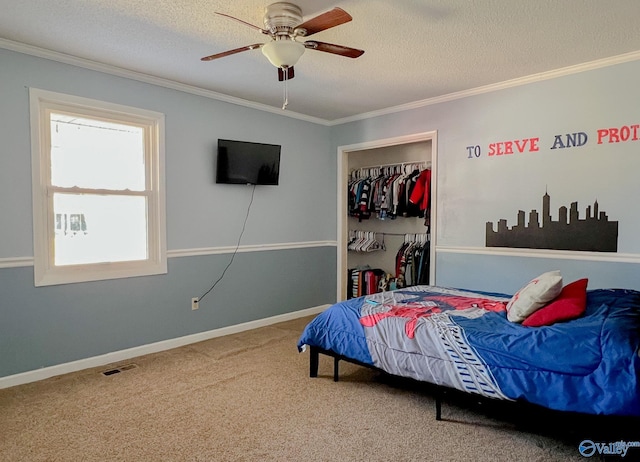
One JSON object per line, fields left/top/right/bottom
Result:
{"left": 522, "top": 278, "right": 588, "bottom": 327}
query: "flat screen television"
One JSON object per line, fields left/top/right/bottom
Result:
{"left": 216, "top": 139, "right": 281, "bottom": 185}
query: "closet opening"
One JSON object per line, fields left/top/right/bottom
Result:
{"left": 337, "top": 131, "right": 437, "bottom": 301}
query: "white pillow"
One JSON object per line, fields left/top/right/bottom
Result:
{"left": 506, "top": 270, "right": 563, "bottom": 323}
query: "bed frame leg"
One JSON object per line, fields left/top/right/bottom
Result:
{"left": 333, "top": 356, "right": 340, "bottom": 382}
{"left": 310, "top": 347, "right": 319, "bottom": 378}
{"left": 435, "top": 390, "right": 442, "bottom": 421}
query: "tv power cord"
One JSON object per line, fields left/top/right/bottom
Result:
{"left": 195, "top": 184, "right": 256, "bottom": 305}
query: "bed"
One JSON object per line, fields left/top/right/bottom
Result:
{"left": 297, "top": 278, "right": 640, "bottom": 420}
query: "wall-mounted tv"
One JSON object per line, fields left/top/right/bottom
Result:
{"left": 216, "top": 139, "right": 281, "bottom": 185}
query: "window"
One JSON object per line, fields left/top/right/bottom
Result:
{"left": 30, "top": 88, "right": 166, "bottom": 286}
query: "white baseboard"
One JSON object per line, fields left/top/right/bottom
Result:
{"left": 0, "top": 304, "right": 329, "bottom": 389}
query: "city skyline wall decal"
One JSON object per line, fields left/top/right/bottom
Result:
{"left": 485, "top": 191, "right": 619, "bottom": 252}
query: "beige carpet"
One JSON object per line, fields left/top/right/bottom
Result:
{"left": 0, "top": 316, "right": 604, "bottom": 461}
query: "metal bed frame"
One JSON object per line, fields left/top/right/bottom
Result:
{"left": 309, "top": 345, "right": 446, "bottom": 420}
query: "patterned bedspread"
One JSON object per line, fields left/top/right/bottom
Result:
{"left": 297, "top": 285, "right": 640, "bottom": 416}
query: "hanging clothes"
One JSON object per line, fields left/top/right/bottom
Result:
{"left": 348, "top": 177, "right": 373, "bottom": 221}
{"left": 396, "top": 168, "right": 422, "bottom": 218}
{"left": 349, "top": 163, "right": 431, "bottom": 222}
{"left": 394, "top": 236, "right": 430, "bottom": 288}
{"left": 409, "top": 168, "right": 432, "bottom": 224}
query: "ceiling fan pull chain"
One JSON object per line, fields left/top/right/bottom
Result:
{"left": 282, "top": 69, "right": 289, "bottom": 110}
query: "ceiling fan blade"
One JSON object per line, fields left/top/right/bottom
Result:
{"left": 278, "top": 67, "right": 295, "bottom": 81}
{"left": 215, "top": 12, "right": 270, "bottom": 35}
{"left": 304, "top": 41, "right": 364, "bottom": 58}
{"left": 201, "top": 43, "right": 264, "bottom": 61}
{"left": 295, "top": 7, "right": 352, "bottom": 37}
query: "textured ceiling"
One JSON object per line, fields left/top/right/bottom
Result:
{"left": 2, "top": 0, "right": 640, "bottom": 122}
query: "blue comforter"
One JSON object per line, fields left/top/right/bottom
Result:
{"left": 297, "top": 286, "right": 640, "bottom": 416}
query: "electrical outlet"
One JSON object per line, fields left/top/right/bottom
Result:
{"left": 191, "top": 297, "right": 199, "bottom": 310}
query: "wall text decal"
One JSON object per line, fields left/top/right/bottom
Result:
{"left": 465, "top": 123, "right": 640, "bottom": 159}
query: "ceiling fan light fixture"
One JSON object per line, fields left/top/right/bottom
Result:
{"left": 262, "top": 40, "right": 305, "bottom": 68}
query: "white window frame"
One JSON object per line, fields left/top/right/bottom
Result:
{"left": 30, "top": 88, "right": 167, "bottom": 286}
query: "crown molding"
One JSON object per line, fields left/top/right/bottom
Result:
{"left": 3, "top": 38, "right": 640, "bottom": 128}
{"left": 327, "top": 50, "right": 640, "bottom": 126}
{"left": 0, "top": 38, "right": 330, "bottom": 126}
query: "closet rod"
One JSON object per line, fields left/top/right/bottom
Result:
{"left": 352, "top": 160, "right": 430, "bottom": 171}
{"left": 351, "top": 230, "right": 429, "bottom": 237}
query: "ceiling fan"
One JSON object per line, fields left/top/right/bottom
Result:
{"left": 201, "top": 2, "right": 364, "bottom": 82}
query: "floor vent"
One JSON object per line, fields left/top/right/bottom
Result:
{"left": 101, "top": 363, "right": 138, "bottom": 376}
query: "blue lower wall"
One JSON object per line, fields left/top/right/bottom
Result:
{"left": 0, "top": 246, "right": 336, "bottom": 378}
{"left": 435, "top": 251, "right": 640, "bottom": 295}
